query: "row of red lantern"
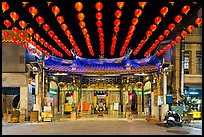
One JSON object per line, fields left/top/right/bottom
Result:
{"left": 2, "top": 2, "right": 9, "bottom": 13}
{"left": 95, "top": 2, "right": 104, "bottom": 55}
{"left": 75, "top": 2, "right": 94, "bottom": 56}
{"left": 110, "top": 2, "right": 125, "bottom": 56}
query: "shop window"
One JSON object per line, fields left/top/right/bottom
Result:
{"left": 196, "top": 52, "right": 202, "bottom": 75}
{"left": 184, "top": 51, "right": 190, "bottom": 74}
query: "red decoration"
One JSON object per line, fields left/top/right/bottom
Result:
{"left": 3, "top": 31, "right": 9, "bottom": 38}
{"left": 39, "top": 38, "right": 45, "bottom": 44}
{"left": 17, "top": 40, "right": 23, "bottom": 46}
{"left": 163, "top": 29, "right": 170, "bottom": 36}
{"left": 158, "top": 35, "right": 164, "bottom": 41}
{"left": 95, "top": 2, "right": 103, "bottom": 11}
{"left": 96, "top": 12, "right": 102, "bottom": 20}
{"left": 180, "top": 30, "right": 187, "bottom": 37}
{"left": 187, "top": 25, "right": 195, "bottom": 33}
{"left": 182, "top": 5, "right": 190, "bottom": 15}
{"left": 53, "top": 35, "right": 58, "bottom": 41}
{"left": 168, "top": 23, "right": 175, "bottom": 31}
{"left": 48, "top": 30, "right": 55, "bottom": 37}
{"left": 160, "top": 7, "right": 168, "bottom": 17}
{"left": 174, "top": 15, "right": 182, "bottom": 23}
{"left": 115, "top": 10, "right": 122, "bottom": 18}
{"left": 134, "top": 9, "right": 142, "bottom": 18}
{"left": 96, "top": 21, "right": 102, "bottom": 27}
{"left": 138, "top": 2, "right": 147, "bottom": 9}
{"left": 19, "top": 32, "right": 26, "bottom": 39}
{"left": 171, "top": 40, "right": 176, "bottom": 46}
{"left": 140, "top": 40, "right": 145, "bottom": 45}
{"left": 154, "top": 39, "right": 160, "bottom": 45}
{"left": 166, "top": 44, "right": 171, "bottom": 49}
{"left": 117, "top": 2, "right": 125, "bottom": 9}
{"left": 23, "top": 44, "right": 28, "bottom": 49}
{"left": 97, "top": 28, "right": 103, "bottom": 33}
{"left": 82, "top": 28, "right": 88, "bottom": 34}
{"left": 36, "top": 16, "right": 44, "bottom": 26}
{"left": 79, "top": 21, "right": 86, "bottom": 28}
{"left": 12, "top": 27, "right": 19, "bottom": 33}
{"left": 27, "top": 27, "right": 34, "bottom": 35}
{"left": 75, "top": 2, "right": 83, "bottom": 12}
{"left": 4, "top": 19, "right": 12, "bottom": 28}
{"left": 52, "top": 6, "right": 60, "bottom": 16}
{"left": 29, "top": 6, "right": 38, "bottom": 18}
{"left": 2, "top": 2, "right": 9, "bottom": 13}
{"left": 146, "top": 30, "right": 152, "bottom": 37}
{"left": 65, "top": 30, "right": 71, "bottom": 36}
{"left": 154, "top": 16, "right": 162, "bottom": 25}
{"left": 175, "top": 36, "right": 181, "bottom": 42}
{"left": 34, "top": 33, "right": 40, "bottom": 40}
{"left": 114, "top": 19, "right": 121, "bottom": 26}
{"left": 129, "top": 25, "right": 135, "bottom": 32}
{"left": 19, "top": 20, "right": 27, "bottom": 29}
{"left": 132, "top": 18, "right": 138, "bottom": 25}
{"left": 25, "top": 37, "right": 31, "bottom": 43}
{"left": 57, "top": 16, "right": 64, "bottom": 24}
{"left": 150, "top": 24, "right": 157, "bottom": 32}
{"left": 195, "top": 17, "right": 202, "bottom": 27}
{"left": 61, "top": 23, "right": 68, "bottom": 31}
{"left": 42, "top": 24, "right": 50, "bottom": 32}
{"left": 10, "top": 12, "right": 19, "bottom": 22}
{"left": 77, "top": 13, "right": 85, "bottom": 21}
{"left": 114, "top": 26, "right": 119, "bottom": 32}
{"left": 12, "top": 36, "right": 18, "bottom": 42}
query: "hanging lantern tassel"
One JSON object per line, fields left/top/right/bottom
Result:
{"left": 22, "top": 2, "right": 29, "bottom": 8}
{"left": 47, "top": 2, "right": 52, "bottom": 7}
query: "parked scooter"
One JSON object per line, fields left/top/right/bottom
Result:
{"left": 163, "top": 110, "right": 182, "bottom": 127}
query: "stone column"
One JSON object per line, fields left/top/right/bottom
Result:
{"left": 20, "top": 87, "right": 29, "bottom": 120}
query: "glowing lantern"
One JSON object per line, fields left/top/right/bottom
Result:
{"left": 138, "top": 2, "right": 147, "bottom": 9}
{"left": 65, "top": 30, "right": 71, "bottom": 36}
{"left": 29, "top": 6, "right": 38, "bottom": 18}
{"left": 166, "top": 44, "right": 171, "bottom": 49}
{"left": 174, "top": 15, "right": 182, "bottom": 23}
{"left": 33, "top": 49, "right": 37, "bottom": 54}
{"left": 99, "top": 33, "right": 104, "bottom": 38}
{"left": 146, "top": 30, "right": 152, "bottom": 37}
{"left": 175, "top": 36, "right": 181, "bottom": 42}
{"left": 171, "top": 40, "right": 176, "bottom": 46}
{"left": 19, "top": 32, "right": 26, "bottom": 39}
{"left": 4, "top": 19, "right": 12, "bottom": 28}
{"left": 150, "top": 24, "right": 157, "bottom": 32}
{"left": 195, "top": 17, "right": 202, "bottom": 27}
{"left": 168, "top": 23, "right": 175, "bottom": 31}
{"left": 95, "top": 2, "right": 103, "bottom": 11}
{"left": 96, "top": 12, "right": 102, "bottom": 20}
{"left": 43, "top": 24, "right": 50, "bottom": 32}
{"left": 61, "top": 23, "right": 68, "bottom": 31}
{"left": 27, "top": 27, "right": 34, "bottom": 35}
{"left": 12, "top": 27, "right": 19, "bottom": 33}
{"left": 160, "top": 7, "right": 168, "bottom": 17}
{"left": 23, "top": 44, "right": 28, "bottom": 49}
{"left": 39, "top": 38, "right": 45, "bottom": 44}
{"left": 134, "top": 9, "right": 142, "bottom": 18}
{"left": 77, "top": 13, "right": 85, "bottom": 21}
{"left": 34, "top": 33, "right": 40, "bottom": 40}
{"left": 10, "top": 12, "right": 19, "bottom": 23}
{"left": 97, "top": 28, "right": 103, "bottom": 33}
{"left": 115, "top": 10, "right": 122, "bottom": 18}
{"left": 132, "top": 18, "right": 138, "bottom": 25}
{"left": 12, "top": 36, "right": 18, "bottom": 42}
{"left": 158, "top": 35, "right": 164, "bottom": 41}
{"left": 36, "top": 16, "right": 44, "bottom": 26}
{"left": 128, "top": 31, "right": 133, "bottom": 36}
{"left": 31, "top": 41, "right": 36, "bottom": 46}
{"left": 163, "top": 29, "right": 170, "bottom": 36}
{"left": 96, "top": 21, "right": 102, "bottom": 27}
{"left": 2, "top": 2, "right": 9, "bottom": 13}
{"left": 53, "top": 35, "right": 58, "bottom": 41}
{"left": 25, "top": 37, "right": 31, "bottom": 43}
{"left": 187, "top": 25, "right": 195, "bottom": 33}
{"left": 57, "top": 16, "right": 64, "bottom": 24}
{"left": 79, "top": 21, "right": 86, "bottom": 28}
{"left": 3, "top": 31, "right": 9, "bottom": 38}
{"left": 82, "top": 28, "right": 88, "bottom": 34}
{"left": 114, "top": 19, "right": 121, "bottom": 26}
{"left": 140, "top": 40, "right": 145, "bottom": 45}
{"left": 154, "top": 39, "right": 160, "bottom": 45}
{"left": 44, "top": 42, "right": 49, "bottom": 47}
{"left": 52, "top": 6, "right": 60, "bottom": 16}
{"left": 48, "top": 30, "right": 55, "bottom": 37}
{"left": 129, "top": 25, "right": 135, "bottom": 32}
{"left": 180, "top": 30, "right": 187, "bottom": 37}
{"left": 17, "top": 40, "right": 23, "bottom": 46}
{"left": 114, "top": 26, "right": 119, "bottom": 32}
{"left": 19, "top": 20, "right": 27, "bottom": 29}
{"left": 182, "top": 5, "right": 190, "bottom": 15}
{"left": 75, "top": 2, "right": 83, "bottom": 12}
{"left": 117, "top": 2, "right": 125, "bottom": 9}
{"left": 154, "top": 16, "right": 162, "bottom": 25}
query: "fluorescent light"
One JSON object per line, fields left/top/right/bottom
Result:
{"left": 53, "top": 73, "right": 67, "bottom": 75}
{"left": 134, "top": 73, "right": 148, "bottom": 76}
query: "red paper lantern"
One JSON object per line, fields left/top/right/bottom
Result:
{"left": 82, "top": 28, "right": 88, "bottom": 34}
{"left": 95, "top": 2, "right": 103, "bottom": 11}
{"left": 180, "top": 30, "right": 187, "bottom": 37}
{"left": 65, "top": 30, "right": 71, "bottom": 36}
{"left": 134, "top": 9, "right": 142, "bottom": 18}
{"left": 27, "top": 27, "right": 34, "bottom": 35}
{"left": 114, "top": 19, "right": 121, "bottom": 26}
{"left": 195, "top": 17, "right": 202, "bottom": 27}
{"left": 174, "top": 15, "right": 182, "bottom": 23}
{"left": 150, "top": 24, "right": 157, "bottom": 32}
{"left": 129, "top": 25, "right": 135, "bottom": 32}
{"left": 12, "top": 36, "right": 18, "bottom": 42}
{"left": 31, "top": 41, "right": 36, "bottom": 46}
{"left": 140, "top": 40, "right": 145, "bottom": 45}
{"left": 163, "top": 29, "right": 170, "bottom": 36}
{"left": 96, "top": 12, "right": 102, "bottom": 20}
{"left": 12, "top": 27, "right": 19, "bottom": 34}
{"left": 187, "top": 25, "right": 195, "bottom": 33}
{"left": 158, "top": 35, "right": 164, "bottom": 41}
{"left": 117, "top": 2, "right": 125, "bottom": 9}
{"left": 17, "top": 40, "right": 23, "bottom": 46}
{"left": 36, "top": 16, "right": 44, "bottom": 26}
{"left": 96, "top": 21, "right": 102, "bottom": 27}
{"left": 3, "top": 31, "right": 9, "bottom": 38}
{"left": 44, "top": 42, "right": 49, "bottom": 47}
{"left": 19, "top": 20, "right": 27, "bottom": 29}
{"left": 2, "top": 2, "right": 9, "bottom": 13}
{"left": 99, "top": 33, "right": 104, "bottom": 38}
{"left": 19, "top": 32, "right": 26, "bottom": 39}
{"left": 182, "top": 5, "right": 190, "bottom": 15}
{"left": 61, "top": 23, "right": 68, "bottom": 31}
{"left": 175, "top": 36, "right": 181, "bottom": 42}
{"left": 42, "top": 24, "right": 50, "bottom": 32}
{"left": 4, "top": 19, "right": 12, "bottom": 28}
{"left": 75, "top": 2, "right": 83, "bottom": 12}
{"left": 10, "top": 12, "right": 19, "bottom": 22}
{"left": 166, "top": 44, "right": 171, "bottom": 49}
{"left": 53, "top": 35, "right": 58, "bottom": 41}
{"left": 154, "top": 16, "right": 162, "bottom": 25}
{"left": 77, "top": 13, "right": 85, "bottom": 21}
{"left": 97, "top": 28, "right": 103, "bottom": 33}
{"left": 152, "top": 43, "right": 157, "bottom": 49}
{"left": 138, "top": 2, "right": 147, "bottom": 9}
{"left": 48, "top": 30, "right": 55, "bottom": 37}
{"left": 154, "top": 39, "right": 160, "bottom": 45}
{"left": 79, "top": 21, "right": 86, "bottom": 28}
{"left": 25, "top": 37, "right": 31, "bottom": 43}
{"left": 23, "top": 44, "right": 28, "bottom": 49}
{"left": 115, "top": 10, "right": 122, "bottom": 18}
{"left": 171, "top": 40, "right": 176, "bottom": 46}
{"left": 168, "top": 23, "right": 175, "bottom": 31}
{"left": 57, "top": 16, "right": 64, "bottom": 25}
{"left": 114, "top": 26, "right": 119, "bottom": 32}
{"left": 33, "top": 49, "right": 37, "bottom": 54}
{"left": 34, "top": 33, "right": 40, "bottom": 40}
{"left": 132, "top": 18, "right": 138, "bottom": 25}
{"left": 160, "top": 7, "right": 168, "bottom": 17}
{"left": 29, "top": 6, "right": 38, "bottom": 18}
{"left": 52, "top": 6, "right": 60, "bottom": 16}
{"left": 39, "top": 38, "right": 45, "bottom": 44}
{"left": 146, "top": 30, "right": 152, "bottom": 37}
{"left": 128, "top": 31, "right": 133, "bottom": 36}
